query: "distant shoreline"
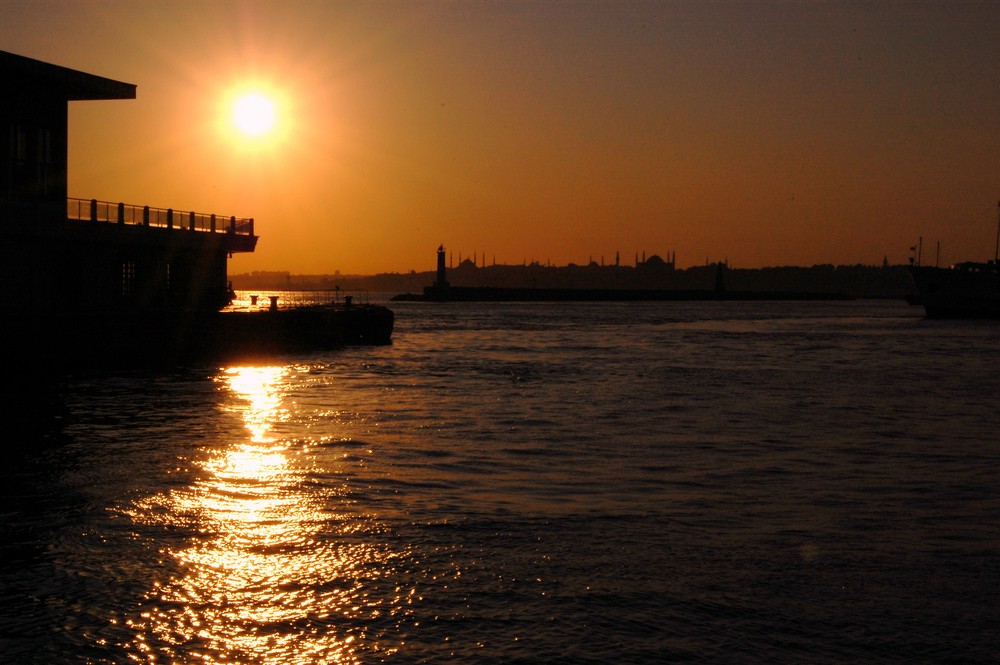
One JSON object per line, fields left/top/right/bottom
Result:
{"left": 232, "top": 263, "right": 918, "bottom": 300}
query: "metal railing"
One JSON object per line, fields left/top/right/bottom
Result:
{"left": 227, "top": 289, "right": 377, "bottom": 310}
{"left": 67, "top": 198, "right": 254, "bottom": 236}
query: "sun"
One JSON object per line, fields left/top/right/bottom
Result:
{"left": 214, "top": 83, "right": 298, "bottom": 156}
{"left": 232, "top": 93, "right": 276, "bottom": 137}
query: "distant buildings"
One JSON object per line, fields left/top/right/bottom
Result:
{"left": 232, "top": 246, "right": 915, "bottom": 300}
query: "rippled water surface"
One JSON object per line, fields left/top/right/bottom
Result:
{"left": 3, "top": 299, "right": 999, "bottom": 663}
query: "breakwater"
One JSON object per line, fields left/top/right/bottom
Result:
{"left": 392, "top": 286, "right": 851, "bottom": 302}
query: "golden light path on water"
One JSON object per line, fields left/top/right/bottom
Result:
{"left": 120, "top": 365, "right": 410, "bottom": 663}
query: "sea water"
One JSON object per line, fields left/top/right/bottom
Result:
{"left": 2, "top": 298, "right": 998, "bottom": 664}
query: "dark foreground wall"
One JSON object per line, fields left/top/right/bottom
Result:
{"left": 13, "top": 305, "right": 394, "bottom": 372}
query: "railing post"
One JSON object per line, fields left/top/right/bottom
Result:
{"left": 189, "top": 211, "right": 195, "bottom": 231}
{"left": 143, "top": 205, "right": 150, "bottom": 227}
{"left": 117, "top": 202, "right": 125, "bottom": 225}
{"left": 229, "top": 216, "right": 236, "bottom": 234}
{"left": 167, "top": 208, "right": 173, "bottom": 229}
{"left": 210, "top": 213, "right": 216, "bottom": 233}
{"left": 90, "top": 199, "right": 97, "bottom": 222}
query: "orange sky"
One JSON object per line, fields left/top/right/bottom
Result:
{"left": 3, "top": 1, "right": 1000, "bottom": 274}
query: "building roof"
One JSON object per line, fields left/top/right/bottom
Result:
{"left": 0, "top": 49, "right": 136, "bottom": 101}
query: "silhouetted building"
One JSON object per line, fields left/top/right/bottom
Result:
{"left": 714, "top": 261, "right": 727, "bottom": 293}
{"left": 1, "top": 49, "right": 257, "bottom": 315}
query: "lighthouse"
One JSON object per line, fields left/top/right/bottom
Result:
{"left": 434, "top": 244, "right": 450, "bottom": 288}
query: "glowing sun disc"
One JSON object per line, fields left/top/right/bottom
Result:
{"left": 233, "top": 93, "right": 276, "bottom": 136}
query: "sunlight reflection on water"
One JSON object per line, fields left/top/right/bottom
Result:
{"left": 119, "top": 365, "right": 406, "bottom": 664}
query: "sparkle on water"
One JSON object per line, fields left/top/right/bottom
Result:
{"left": 119, "top": 366, "right": 409, "bottom": 664}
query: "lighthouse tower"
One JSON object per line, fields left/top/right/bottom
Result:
{"left": 434, "top": 244, "right": 450, "bottom": 288}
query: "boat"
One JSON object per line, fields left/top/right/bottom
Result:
{"left": 907, "top": 204, "right": 1000, "bottom": 319}
{"left": 908, "top": 260, "right": 1000, "bottom": 318}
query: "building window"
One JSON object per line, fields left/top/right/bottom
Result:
{"left": 37, "top": 128, "right": 51, "bottom": 163}
{"left": 122, "top": 260, "right": 136, "bottom": 297}
{"left": 13, "top": 125, "right": 26, "bottom": 161}
{"left": 8, "top": 124, "right": 54, "bottom": 198}
{"left": 38, "top": 128, "right": 52, "bottom": 195}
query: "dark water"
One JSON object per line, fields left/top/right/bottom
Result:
{"left": 2, "top": 299, "right": 999, "bottom": 664}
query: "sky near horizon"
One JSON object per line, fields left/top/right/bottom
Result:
{"left": 2, "top": 0, "right": 999, "bottom": 274}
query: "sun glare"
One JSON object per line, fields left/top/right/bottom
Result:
{"left": 214, "top": 81, "right": 310, "bottom": 164}
{"left": 233, "top": 93, "right": 276, "bottom": 136}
